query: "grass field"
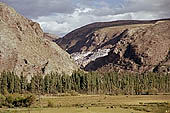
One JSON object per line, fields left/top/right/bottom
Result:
{"left": 0, "top": 107, "right": 148, "bottom": 113}
{"left": 1, "top": 94, "right": 170, "bottom": 113}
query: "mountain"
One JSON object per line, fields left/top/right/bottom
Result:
{"left": 56, "top": 19, "right": 170, "bottom": 73}
{"left": 43, "top": 33, "right": 59, "bottom": 42}
{"left": 0, "top": 2, "right": 78, "bottom": 79}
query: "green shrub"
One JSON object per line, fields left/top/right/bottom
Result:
{"left": 48, "top": 100, "right": 55, "bottom": 108}
{"left": 0, "top": 94, "right": 6, "bottom": 103}
{"left": 146, "top": 88, "right": 158, "bottom": 95}
{"left": 6, "top": 95, "right": 15, "bottom": 104}
{"left": 13, "top": 96, "right": 25, "bottom": 107}
{"left": 0, "top": 94, "right": 6, "bottom": 108}
{"left": 24, "top": 95, "right": 36, "bottom": 107}
{"left": 12, "top": 94, "right": 36, "bottom": 107}
{"left": 69, "top": 90, "right": 79, "bottom": 96}
{"left": 114, "top": 89, "right": 124, "bottom": 95}
{"left": 3, "top": 94, "right": 36, "bottom": 108}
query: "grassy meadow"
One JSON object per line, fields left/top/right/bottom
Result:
{"left": 1, "top": 94, "right": 170, "bottom": 113}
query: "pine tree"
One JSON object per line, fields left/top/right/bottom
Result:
{"left": 30, "top": 76, "right": 36, "bottom": 93}
{"left": 44, "top": 75, "right": 50, "bottom": 94}
{"left": 7, "top": 72, "right": 15, "bottom": 93}
{"left": 14, "top": 74, "right": 21, "bottom": 93}
{"left": 20, "top": 74, "right": 27, "bottom": 94}
{"left": 1, "top": 72, "right": 8, "bottom": 95}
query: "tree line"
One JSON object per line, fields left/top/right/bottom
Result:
{"left": 0, "top": 71, "right": 170, "bottom": 95}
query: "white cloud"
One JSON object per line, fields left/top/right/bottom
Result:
{"left": 34, "top": 8, "right": 95, "bottom": 36}
{"left": 1, "top": 0, "right": 75, "bottom": 18}
{"left": 2, "top": 0, "right": 170, "bottom": 36}
{"left": 35, "top": 0, "right": 170, "bottom": 36}
{"left": 33, "top": 8, "right": 121, "bottom": 36}
{"left": 34, "top": 8, "right": 164, "bottom": 36}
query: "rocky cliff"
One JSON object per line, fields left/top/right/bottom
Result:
{"left": 56, "top": 19, "right": 170, "bottom": 73}
{"left": 0, "top": 2, "right": 78, "bottom": 79}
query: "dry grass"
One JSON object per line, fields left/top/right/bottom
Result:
{"left": 0, "top": 107, "right": 147, "bottom": 113}
{"left": 38, "top": 94, "right": 170, "bottom": 107}
{"left": 1, "top": 94, "right": 170, "bottom": 113}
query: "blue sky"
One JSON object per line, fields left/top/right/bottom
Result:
{"left": 1, "top": 0, "right": 170, "bottom": 36}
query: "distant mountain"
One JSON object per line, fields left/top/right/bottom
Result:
{"left": 0, "top": 2, "right": 78, "bottom": 79}
{"left": 56, "top": 19, "right": 170, "bottom": 73}
{"left": 43, "top": 33, "right": 59, "bottom": 42}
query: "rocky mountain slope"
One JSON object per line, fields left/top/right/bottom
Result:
{"left": 0, "top": 2, "right": 78, "bottom": 79}
{"left": 56, "top": 19, "right": 170, "bottom": 73}
{"left": 43, "top": 33, "right": 59, "bottom": 41}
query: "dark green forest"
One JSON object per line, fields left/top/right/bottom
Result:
{"left": 0, "top": 71, "right": 170, "bottom": 95}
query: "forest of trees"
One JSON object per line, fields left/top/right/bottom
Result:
{"left": 0, "top": 71, "right": 170, "bottom": 95}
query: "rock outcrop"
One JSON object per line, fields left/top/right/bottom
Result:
{"left": 0, "top": 2, "right": 78, "bottom": 79}
{"left": 56, "top": 19, "right": 170, "bottom": 73}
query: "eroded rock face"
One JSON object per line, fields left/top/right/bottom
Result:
{"left": 0, "top": 2, "right": 78, "bottom": 79}
{"left": 71, "top": 49, "right": 110, "bottom": 68}
{"left": 56, "top": 19, "right": 170, "bottom": 73}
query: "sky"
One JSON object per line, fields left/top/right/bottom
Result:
{"left": 1, "top": 0, "right": 170, "bottom": 36}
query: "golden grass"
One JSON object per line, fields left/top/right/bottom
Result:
{"left": 1, "top": 94, "right": 170, "bottom": 113}
{"left": 39, "top": 94, "right": 170, "bottom": 107}
{"left": 0, "top": 107, "right": 147, "bottom": 113}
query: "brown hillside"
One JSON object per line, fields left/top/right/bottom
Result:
{"left": 56, "top": 19, "right": 170, "bottom": 73}
{"left": 0, "top": 2, "right": 78, "bottom": 79}
{"left": 43, "top": 33, "right": 59, "bottom": 42}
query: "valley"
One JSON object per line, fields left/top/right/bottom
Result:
{"left": 0, "top": 1, "right": 170, "bottom": 113}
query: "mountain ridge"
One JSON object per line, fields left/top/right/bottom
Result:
{"left": 0, "top": 2, "right": 78, "bottom": 79}
{"left": 56, "top": 18, "right": 170, "bottom": 73}
{"left": 56, "top": 18, "right": 170, "bottom": 53}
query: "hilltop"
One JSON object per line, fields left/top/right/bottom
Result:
{"left": 56, "top": 19, "right": 170, "bottom": 73}
{"left": 0, "top": 2, "right": 78, "bottom": 79}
